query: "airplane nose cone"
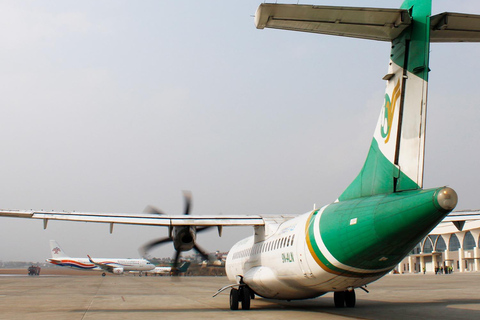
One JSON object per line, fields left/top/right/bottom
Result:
{"left": 435, "top": 187, "right": 457, "bottom": 211}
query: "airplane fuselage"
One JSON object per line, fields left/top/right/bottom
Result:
{"left": 226, "top": 187, "right": 455, "bottom": 300}
{"left": 226, "top": 215, "right": 386, "bottom": 300}
{"left": 47, "top": 258, "right": 154, "bottom": 272}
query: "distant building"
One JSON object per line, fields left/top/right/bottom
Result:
{"left": 396, "top": 211, "right": 480, "bottom": 273}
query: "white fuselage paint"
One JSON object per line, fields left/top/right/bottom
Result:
{"left": 375, "top": 60, "right": 428, "bottom": 188}
{"left": 47, "top": 257, "right": 155, "bottom": 272}
{"left": 225, "top": 209, "right": 384, "bottom": 300}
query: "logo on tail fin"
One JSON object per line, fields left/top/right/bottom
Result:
{"left": 52, "top": 247, "right": 61, "bottom": 254}
{"left": 380, "top": 80, "right": 401, "bottom": 144}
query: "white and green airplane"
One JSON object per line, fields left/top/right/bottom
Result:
{"left": 1, "top": 0, "right": 480, "bottom": 310}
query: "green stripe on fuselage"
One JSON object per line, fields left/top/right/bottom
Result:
{"left": 306, "top": 208, "right": 388, "bottom": 278}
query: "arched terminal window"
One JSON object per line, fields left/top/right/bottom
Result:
{"left": 464, "top": 232, "right": 476, "bottom": 250}
{"left": 435, "top": 236, "right": 446, "bottom": 252}
{"left": 423, "top": 237, "right": 433, "bottom": 253}
{"left": 449, "top": 234, "right": 461, "bottom": 251}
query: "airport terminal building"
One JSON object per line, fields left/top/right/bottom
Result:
{"left": 396, "top": 211, "right": 480, "bottom": 273}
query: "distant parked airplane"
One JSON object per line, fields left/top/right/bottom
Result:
{"left": 47, "top": 240, "right": 155, "bottom": 276}
{"left": 130, "top": 261, "right": 191, "bottom": 276}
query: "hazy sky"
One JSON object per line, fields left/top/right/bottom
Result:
{"left": 1, "top": 0, "right": 480, "bottom": 262}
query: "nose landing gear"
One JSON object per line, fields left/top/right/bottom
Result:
{"left": 229, "top": 286, "right": 252, "bottom": 310}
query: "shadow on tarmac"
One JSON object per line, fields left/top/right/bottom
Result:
{"left": 72, "top": 297, "right": 480, "bottom": 319}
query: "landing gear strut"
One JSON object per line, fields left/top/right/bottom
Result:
{"left": 334, "top": 289, "right": 356, "bottom": 308}
{"left": 229, "top": 286, "right": 252, "bottom": 310}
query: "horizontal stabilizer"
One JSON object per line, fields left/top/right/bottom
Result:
{"left": 255, "top": 4, "right": 412, "bottom": 41}
{"left": 430, "top": 12, "right": 480, "bottom": 42}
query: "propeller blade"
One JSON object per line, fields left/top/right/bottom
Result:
{"left": 143, "top": 205, "right": 165, "bottom": 215}
{"left": 171, "top": 250, "right": 182, "bottom": 276}
{"left": 193, "top": 243, "right": 209, "bottom": 261}
{"left": 139, "top": 237, "right": 172, "bottom": 258}
{"left": 182, "top": 190, "right": 192, "bottom": 215}
{"left": 141, "top": 191, "right": 216, "bottom": 277}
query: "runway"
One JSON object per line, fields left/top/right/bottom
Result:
{"left": 0, "top": 272, "right": 479, "bottom": 319}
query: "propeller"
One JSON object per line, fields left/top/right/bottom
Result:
{"left": 143, "top": 205, "right": 164, "bottom": 215}
{"left": 140, "top": 191, "right": 213, "bottom": 275}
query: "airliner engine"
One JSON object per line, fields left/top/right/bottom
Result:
{"left": 139, "top": 191, "right": 212, "bottom": 275}
{"left": 173, "top": 226, "right": 196, "bottom": 251}
{"left": 112, "top": 267, "right": 124, "bottom": 275}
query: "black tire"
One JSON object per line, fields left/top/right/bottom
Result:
{"left": 102, "top": 273, "right": 106, "bottom": 277}
{"left": 230, "top": 288, "right": 239, "bottom": 310}
{"left": 241, "top": 287, "right": 251, "bottom": 310}
{"left": 334, "top": 291, "right": 345, "bottom": 308}
{"left": 345, "top": 290, "right": 356, "bottom": 308}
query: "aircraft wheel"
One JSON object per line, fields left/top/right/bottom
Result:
{"left": 229, "top": 288, "right": 239, "bottom": 310}
{"left": 241, "top": 287, "right": 251, "bottom": 310}
{"left": 102, "top": 273, "right": 106, "bottom": 277}
{"left": 334, "top": 291, "right": 345, "bottom": 308}
{"left": 345, "top": 290, "right": 356, "bottom": 308}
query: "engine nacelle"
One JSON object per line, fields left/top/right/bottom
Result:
{"left": 173, "top": 226, "right": 196, "bottom": 252}
{"left": 112, "top": 267, "right": 124, "bottom": 275}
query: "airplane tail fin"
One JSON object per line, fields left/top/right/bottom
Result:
{"left": 178, "top": 261, "right": 191, "bottom": 273}
{"left": 256, "top": 0, "right": 480, "bottom": 200}
{"left": 340, "top": 0, "right": 432, "bottom": 200}
{"left": 49, "top": 240, "right": 69, "bottom": 259}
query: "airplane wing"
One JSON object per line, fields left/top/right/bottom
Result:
{"left": 87, "top": 255, "right": 118, "bottom": 273}
{"left": 0, "top": 209, "right": 296, "bottom": 229}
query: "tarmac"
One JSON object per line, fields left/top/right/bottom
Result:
{"left": 0, "top": 270, "right": 479, "bottom": 320}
